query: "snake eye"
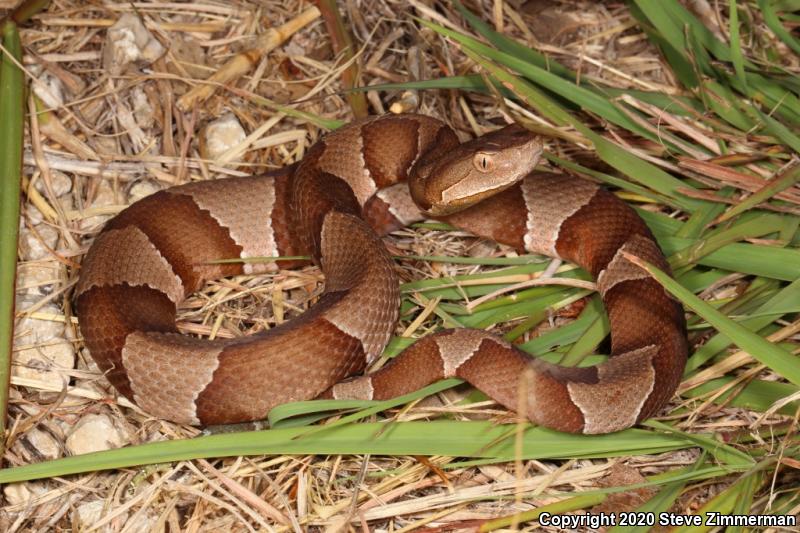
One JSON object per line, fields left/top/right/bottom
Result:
{"left": 473, "top": 152, "right": 495, "bottom": 173}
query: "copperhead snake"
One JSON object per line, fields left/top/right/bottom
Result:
{"left": 75, "top": 114, "right": 687, "bottom": 433}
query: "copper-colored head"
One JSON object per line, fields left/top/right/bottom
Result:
{"left": 409, "top": 124, "right": 543, "bottom": 216}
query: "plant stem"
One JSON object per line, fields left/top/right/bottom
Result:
{"left": 0, "top": 19, "right": 25, "bottom": 456}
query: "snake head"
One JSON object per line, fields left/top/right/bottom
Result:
{"left": 410, "top": 124, "right": 542, "bottom": 216}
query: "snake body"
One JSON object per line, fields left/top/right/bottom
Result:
{"left": 75, "top": 114, "right": 687, "bottom": 433}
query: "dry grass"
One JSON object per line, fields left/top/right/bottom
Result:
{"left": 2, "top": 0, "right": 799, "bottom": 531}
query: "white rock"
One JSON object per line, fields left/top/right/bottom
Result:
{"left": 169, "top": 35, "right": 207, "bottom": 78}
{"left": 74, "top": 500, "right": 105, "bottom": 527}
{"left": 19, "top": 223, "right": 59, "bottom": 261}
{"left": 29, "top": 64, "right": 65, "bottom": 109}
{"left": 73, "top": 500, "right": 129, "bottom": 531}
{"left": 131, "top": 86, "right": 155, "bottom": 129}
{"left": 202, "top": 113, "right": 247, "bottom": 161}
{"left": 3, "top": 483, "right": 30, "bottom": 506}
{"left": 13, "top": 339, "right": 74, "bottom": 390}
{"left": 23, "top": 427, "right": 61, "bottom": 460}
{"left": 125, "top": 510, "right": 158, "bottom": 533}
{"left": 66, "top": 414, "right": 128, "bottom": 455}
{"left": 24, "top": 203, "right": 45, "bottom": 226}
{"left": 479, "top": 465, "right": 515, "bottom": 482}
{"left": 3, "top": 482, "right": 47, "bottom": 506}
{"left": 129, "top": 180, "right": 161, "bottom": 202}
{"left": 15, "top": 294, "right": 40, "bottom": 313}
{"left": 35, "top": 72, "right": 64, "bottom": 109}
{"left": 103, "top": 13, "right": 165, "bottom": 75}
{"left": 83, "top": 181, "right": 118, "bottom": 229}
{"left": 14, "top": 298, "right": 65, "bottom": 344}
{"left": 16, "top": 261, "right": 63, "bottom": 296}
{"left": 91, "top": 136, "right": 119, "bottom": 158}
{"left": 33, "top": 171, "right": 73, "bottom": 198}
{"left": 284, "top": 41, "right": 306, "bottom": 57}
{"left": 24, "top": 193, "right": 74, "bottom": 226}
{"left": 92, "top": 180, "right": 117, "bottom": 206}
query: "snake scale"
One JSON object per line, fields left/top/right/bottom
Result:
{"left": 75, "top": 114, "right": 687, "bottom": 433}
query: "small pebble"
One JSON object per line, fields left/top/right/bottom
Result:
{"left": 24, "top": 194, "right": 73, "bottom": 226}
{"left": 15, "top": 261, "right": 63, "bottom": 296}
{"left": 73, "top": 500, "right": 129, "bottom": 531}
{"left": 19, "top": 223, "right": 59, "bottom": 261}
{"left": 66, "top": 414, "right": 128, "bottom": 455}
{"left": 125, "top": 510, "right": 158, "bottom": 533}
{"left": 13, "top": 339, "right": 75, "bottom": 390}
{"left": 201, "top": 113, "right": 247, "bottom": 161}
{"left": 14, "top": 297, "right": 65, "bottom": 343}
{"left": 129, "top": 180, "right": 161, "bottom": 202}
{"left": 17, "top": 427, "right": 61, "bottom": 460}
{"left": 131, "top": 86, "right": 155, "bottom": 129}
{"left": 33, "top": 171, "right": 73, "bottom": 198}
{"left": 3, "top": 482, "right": 47, "bottom": 507}
{"left": 83, "top": 181, "right": 118, "bottom": 229}
{"left": 29, "top": 64, "right": 65, "bottom": 109}
{"left": 103, "top": 13, "right": 165, "bottom": 75}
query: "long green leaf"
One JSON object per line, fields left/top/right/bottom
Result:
{"left": 453, "top": 0, "right": 576, "bottom": 82}
{"left": 609, "top": 454, "right": 708, "bottom": 533}
{"left": 714, "top": 163, "right": 800, "bottom": 223}
{"left": 421, "top": 19, "right": 665, "bottom": 144}
{"left": 759, "top": 0, "right": 800, "bottom": 55}
{"left": 627, "top": 257, "right": 800, "bottom": 387}
{"left": 443, "top": 39, "right": 701, "bottom": 212}
{"left": 687, "top": 278, "right": 800, "bottom": 372}
{"left": 728, "top": 0, "right": 748, "bottom": 92}
{"left": 0, "top": 421, "right": 694, "bottom": 483}
{"left": 0, "top": 20, "right": 25, "bottom": 454}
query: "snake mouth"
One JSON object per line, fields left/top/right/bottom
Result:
{"left": 422, "top": 183, "right": 508, "bottom": 216}
{"left": 428, "top": 165, "right": 538, "bottom": 216}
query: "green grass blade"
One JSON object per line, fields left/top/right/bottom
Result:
{"left": 479, "top": 493, "right": 605, "bottom": 531}
{"left": 658, "top": 237, "right": 800, "bottom": 281}
{"left": 244, "top": 92, "right": 344, "bottom": 130}
{"left": 685, "top": 377, "right": 799, "bottom": 415}
{"left": 728, "top": 0, "right": 748, "bottom": 92}
{"left": 544, "top": 153, "right": 682, "bottom": 208}
{"left": 521, "top": 301, "right": 605, "bottom": 354}
{"left": 749, "top": 106, "right": 800, "bottom": 152}
{"left": 267, "top": 379, "right": 461, "bottom": 427}
{"left": 658, "top": 0, "right": 741, "bottom": 63}
{"left": 669, "top": 213, "right": 787, "bottom": 269}
{"left": 625, "top": 256, "right": 800, "bottom": 387}
{"left": 9, "top": 0, "right": 51, "bottom": 24}
{"left": 727, "top": 471, "right": 762, "bottom": 533}
{"left": 352, "top": 75, "right": 490, "bottom": 93}
{"left": 678, "top": 187, "right": 732, "bottom": 237}
{"left": 452, "top": 0, "right": 576, "bottom": 81}
{"left": 0, "top": 422, "right": 695, "bottom": 483}
{"left": 422, "top": 20, "right": 659, "bottom": 141}
{"left": 628, "top": 6, "right": 699, "bottom": 88}
{"left": 631, "top": 0, "right": 714, "bottom": 76}
{"left": 702, "top": 79, "right": 758, "bottom": 131}
{"left": 713, "top": 163, "right": 800, "bottom": 223}
{"left": 743, "top": 72, "right": 800, "bottom": 127}
{"left": 671, "top": 472, "right": 762, "bottom": 533}
{"left": 448, "top": 42, "right": 701, "bottom": 211}
{"left": 0, "top": 19, "right": 25, "bottom": 454}
{"left": 645, "top": 421, "right": 754, "bottom": 467}
{"left": 608, "top": 454, "right": 708, "bottom": 533}
{"left": 759, "top": 0, "right": 800, "bottom": 55}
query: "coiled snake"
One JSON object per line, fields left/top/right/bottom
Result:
{"left": 75, "top": 114, "right": 687, "bottom": 433}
